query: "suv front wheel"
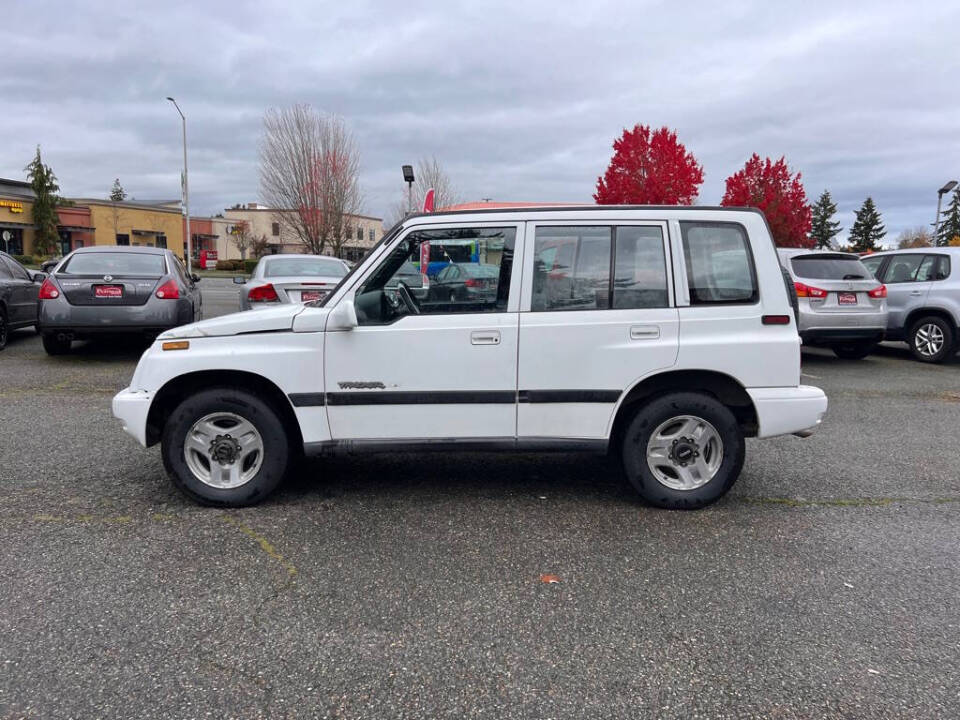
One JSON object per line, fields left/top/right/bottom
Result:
{"left": 621, "top": 392, "right": 745, "bottom": 509}
{"left": 908, "top": 316, "right": 954, "bottom": 363}
{"left": 161, "top": 387, "right": 290, "bottom": 506}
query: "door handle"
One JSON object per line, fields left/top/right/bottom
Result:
{"left": 630, "top": 325, "right": 660, "bottom": 340}
{"left": 910, "top": 290, "right": 923, "bottom": 296}
{"left": 471, "top": 331, "right": 501, "bottom": 345}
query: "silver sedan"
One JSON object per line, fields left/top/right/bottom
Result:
{"left": 235, "top": 254, "right": 350, "bottom": 311}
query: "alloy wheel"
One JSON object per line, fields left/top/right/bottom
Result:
{"left": 915, "top": 323, "right": 945, "bottom": 357}
{"left": 183, "top": 412, "right": 264, "bottom": 489}
{"left": 645, "top": 415, "right": 724, "bottom": 490}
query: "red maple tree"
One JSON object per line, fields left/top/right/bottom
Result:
{"left": 721, "top": 154, "right": 813, "bottom": 247}
{"left": 594, "top": 125, "right": 704, "bottom": 205}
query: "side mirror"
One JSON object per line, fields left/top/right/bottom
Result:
{"left": 191, "top": 273, "right": 201, "bottom": 283}
{"left": 328, "top": 299, "right": 358, "bottom": 331}
{"left": 232, "top": 276, "right": 247, "bottom": 285}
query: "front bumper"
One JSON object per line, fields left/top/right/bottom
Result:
{"left": 112, "top": 387, "right": 154, "bottom": 447}
{"left": 747, "top": 385, "right": 828, "bottom": 438}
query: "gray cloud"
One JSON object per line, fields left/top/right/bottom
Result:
{"left": 1, "top": 0, "right": 957, "bottom": 243}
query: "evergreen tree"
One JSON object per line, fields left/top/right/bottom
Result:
{"left": 809, "top": 190, "right": 842, "bottom": 248}
{"left": 847, "top": 197, "right": 886, "bottom": 253}
{"left": 110, "top": 178, "right": 127, "bottom": 202}
{"left": 936, "top": 187, "right": 960, "bottom": 246}
{"left": 24, "top": 146, "right": 61, "bottom": 257}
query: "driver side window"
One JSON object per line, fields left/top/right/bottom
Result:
{"left": 354, "top": 227, "right": 516, "bottom": 325}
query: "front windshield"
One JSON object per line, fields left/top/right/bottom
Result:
{"left": 263, "top": 257, "right": 347, "bottom": 278}
{"left": 314, "top": 223, "right": 405, "bottom": 307}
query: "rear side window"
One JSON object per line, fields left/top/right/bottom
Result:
{"left": 680, "top": 222, "right": 757, "bottom": 304}
{"left": 531, "top": 225, "right": 668, "bottom": 311}
{"left": 2, "top": 256, "right": 30, "bottom": 280}
{"left": 861, "top": 255, "right": 884, "bottom": 279}
{"left": 935, "top": 255, "right": 951, "bottom": 280}
{"left": 532, "top": 227, "right": 611, "bottom": 311}
{"left": 790, "top": 255, "right": 871, "bottom": 280}
{"left": 60, "top": 252, "right": 167, "bottom": 276}
{"left": 884, "top": 255, "right": 925, "bottom": 283}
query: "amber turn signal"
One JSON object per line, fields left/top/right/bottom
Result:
{"left": 161, "top": 340, "right": 190, "bottom": 351}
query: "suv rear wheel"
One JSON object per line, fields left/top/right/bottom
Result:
{"left": 621, "top": 392, "right": 745, "bottom": 509}
{"left": 908, "top": 316, "right": 954, "bottom": 363}
{"left": 161, "top": 387, "right": 290, "bottom": 506}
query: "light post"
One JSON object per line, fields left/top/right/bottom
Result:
{"left": 933, "top": 180, "right": 958, "bottom": 246}
{"left": 166, "top": 97, "right": 192, "bottom": 273}
{"left": 402, "top": 165, "right": 415, "bottom": 216}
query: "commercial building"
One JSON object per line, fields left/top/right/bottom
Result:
{"left": 0, "top": 178, "right": 185, "bottom": 259}
{"left": 223, "top": 203, "right": 383, "bottom": 262}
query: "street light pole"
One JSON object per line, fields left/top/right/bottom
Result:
{"left": 167, "top": 97, "right": 191, "bottom": 273}
{"left": 402, "top": 165, "right": 415, "bottom": 216}
{"left": 933, "top": 180, "right": 958, "bottom": 246}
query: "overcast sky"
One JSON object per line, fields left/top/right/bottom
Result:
{"left": 2, "top": 1, "right": 957, "bottom": 243}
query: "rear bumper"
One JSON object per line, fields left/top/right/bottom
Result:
{"left": 747, "top": 385, "right": 828, "bottom": 438}
{"left": 800, "top": 327, "right": 886, "bottom": 345}
{"left": 39, "top": 297, "right": 190, "bottom": 335}
{"left": 112, "top": 387, "right": 154, "bottom": 447}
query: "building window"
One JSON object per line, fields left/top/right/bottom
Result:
{"left": 272, "top": 222, "right": 280, "bottom": 236}
{"left": 156, "top": 236, "right": 167, "bottom": 249}
{"left": 357, "top": 225, "right": 363, "bottom": 240}
{"left": 116, "top": 234, "right": 130, "bottom": 246}
{"left": 368, "top": 228, "right": 375, "bottom": 243}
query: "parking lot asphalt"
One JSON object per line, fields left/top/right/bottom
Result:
{"left": 2, "top": 277, "right": 959, "bottom": 719}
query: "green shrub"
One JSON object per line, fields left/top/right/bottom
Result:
{"left": 243, "top": 258, "right": 258, "bottom": 274}
{"left": 215, "top": 259, "right": 241, "bottom": 271}
{"left": 11, "top": 254, "right": 34, "bottom": 265}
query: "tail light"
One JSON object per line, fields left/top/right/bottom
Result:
{"left": 464, "top": 278, "right": 479, "bottom": 288}
{"left": 155, "top": 279, "right": 180, "bottom": 299}
{"left": 248, "top": 283, "right": 279, "bottom": 303}
{"left": 38, "top": 277, "right": 60, "bottom": 300}
{"left": 867, "top": 285, "right": 887, "bottom": 299}
{"left": 794, "top": 281, "right": 827, "bottom": 298}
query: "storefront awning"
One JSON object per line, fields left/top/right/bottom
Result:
{"left": 0, "top": 221, "right": 35, "bottom": 230}
{"left": 192, "top": 233, "right": 219, "bottom": 240}
{"left": 57, "top": 225, "right": 95, "bottom": 233}
{"left": 132, "top": 229, "right": 162, "bottom": 236}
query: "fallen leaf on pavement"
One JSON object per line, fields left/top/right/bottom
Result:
{"left": 540, "top": 574, "right": 561, "bottom": 584}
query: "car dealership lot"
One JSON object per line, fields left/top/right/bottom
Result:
{"left": 1, "top": 278, "right": 959, "bottom": 718}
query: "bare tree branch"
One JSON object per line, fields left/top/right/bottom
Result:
{"left": 259, "top": 105, "right": 363, "bottom": 257}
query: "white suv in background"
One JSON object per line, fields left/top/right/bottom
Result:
{"left": 113, "top": 207, "right": 827, "bottom": 509}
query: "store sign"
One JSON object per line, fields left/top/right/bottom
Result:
{"left": 0, "top": 200, "right": 24, "bottom": 213}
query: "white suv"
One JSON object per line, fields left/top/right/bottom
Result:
{"left": 113, "top": 207, "right": 827, "bottom": 509}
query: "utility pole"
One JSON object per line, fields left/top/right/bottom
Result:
{"left": 167, "top": 97, "right": 192, "bottom": 272}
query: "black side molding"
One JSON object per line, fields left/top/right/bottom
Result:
{"left": 290, "top": 389, "right": 622, "bottom": 407}
{"left": 288, "top": 393, "right": 326, "bottom": 407}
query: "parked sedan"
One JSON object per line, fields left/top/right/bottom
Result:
{"left": 778, "top": 249, "right": 888, "bottom": 359}
{"left": 428, "top": 262, "right": 500, "bottom": 306}
{"left": 236, "top": 254, "right": 349, "bottom": 311}
{"left": 0, "top": 251, "right": 44, "bottom": 350}
{"left": 38, "top": 246, "right": 202, "bottom": 355}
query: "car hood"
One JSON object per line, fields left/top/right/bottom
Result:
{"left": 158, "top": 304, "right": 330, "bottom": 338}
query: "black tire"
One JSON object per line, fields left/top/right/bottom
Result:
{"left": 42, "top": 333, "right": 71, "bottom": 355}
{"left": 908, "top": 316, "right": 954, "bottom": 363}
{"left": 832, "top": 341, "right": 877, "bottom": 360}
{"left": 621, "top": 392, "right": 745, "bottom": 510}
{"left": 0, "top": 309, "right": 8, "bottom": 350}
{"left": 161, "top": 387, "right": 289, "bottom": 507}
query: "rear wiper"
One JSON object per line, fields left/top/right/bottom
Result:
{"left": 842, "top": 274, "right": 865, "bottom": 280}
